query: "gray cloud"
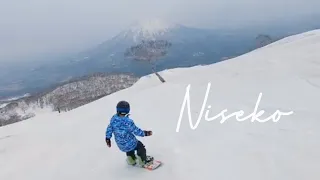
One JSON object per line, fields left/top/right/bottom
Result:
{"left": 0, "top": 0, "right": 319, "bottom": 61}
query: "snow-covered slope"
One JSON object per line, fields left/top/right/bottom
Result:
{"left": 1, "top": 30, "right": 320, "bottom": 180}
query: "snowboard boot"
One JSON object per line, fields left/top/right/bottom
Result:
{"left": 126, "top": 156, "right": 136, "bottom": 166}
{"left": 136, "top": 155, "right": 154, "bottom": 167}
{"left": 146, "top": 155, "right": 154, "bottom": 163}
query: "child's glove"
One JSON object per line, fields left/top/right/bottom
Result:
{"left": 144, "top": 130, "right": 152, "bottom": 136}
{"left": 105, "top": 138, "right": 111, "bottom": 147}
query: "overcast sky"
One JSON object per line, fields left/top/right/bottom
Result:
{"left": 1, "top": 0, "right": 320, "bottom": 61}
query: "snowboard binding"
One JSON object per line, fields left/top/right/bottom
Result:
{"left": 126, "top": 155, "right": 154, "bottom": 167}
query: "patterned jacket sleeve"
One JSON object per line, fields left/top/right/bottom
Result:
{"left": 127, "top": 119, "right": 145, "bottom": 137}
{"left": 105, "top": 123, "right": 113, "bottom": 139}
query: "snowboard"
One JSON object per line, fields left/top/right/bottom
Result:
{"left": 142, "top": 160, "right": 162, "bottom": 171}
{"left": 127, "top": 157, "right": 162, "bottom": 170}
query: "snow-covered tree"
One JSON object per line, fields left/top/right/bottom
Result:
{"left": 0, "top": 73, "right": 138, "bottom": 126}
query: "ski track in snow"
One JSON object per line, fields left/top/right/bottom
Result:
{"left": 0, "top": 29, "right": 320, "bottom": 180}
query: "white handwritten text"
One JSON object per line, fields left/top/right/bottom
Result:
{"left": 175, "top": 83, "right": 294, "bottom": 132}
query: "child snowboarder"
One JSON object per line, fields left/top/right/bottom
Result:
{"left": 105, "top": 100, "right": 153, "bottom": 166}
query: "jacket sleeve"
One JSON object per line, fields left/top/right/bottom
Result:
{"left": 105, "top": 123, "right": 113, "bottom": 139}
{"left": 127, "top": 119, "right": 145, "bottom": 137}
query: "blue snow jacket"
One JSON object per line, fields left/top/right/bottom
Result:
{"left": 105, "top": 114, "right": 145, "bottom": 152}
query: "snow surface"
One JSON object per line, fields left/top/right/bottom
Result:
{"left": 1, "top": 29, "right": 320, "bottom": 180}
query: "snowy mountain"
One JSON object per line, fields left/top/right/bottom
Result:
{"left": 114, "top": 19, "right": 183, "bottom": 42}
{"left": 3, "top": 16, "right": 320, "bottom": 100}
{"left": 0, "top": 19, "right": 277, "bottom": 100}
{"left": 0, "top": 29, "right": 319, "bottom": 179}
{"left": 75, "top": 19, "right": 257, "bottom": 76}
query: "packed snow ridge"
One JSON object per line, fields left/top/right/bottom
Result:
{"left": 0, "top": 29, "right": 320, "bottom": 180}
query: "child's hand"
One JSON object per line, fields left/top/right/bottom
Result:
{"left": 105, "top": 138, "right": 111, "bottom": 147}
{"left": 144, "top": 130, "right": 152, "bottom": 136}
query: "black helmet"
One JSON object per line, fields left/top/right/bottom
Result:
{"left": 116, "top": 100, "right": 130, "bottom": 115}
